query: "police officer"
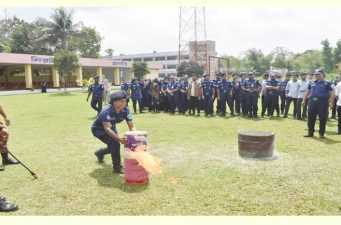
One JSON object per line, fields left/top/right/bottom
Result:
{"left": 143, "top": 79, "right": 152, "bottom": 111}
{"left": 242, "top": 72, "right": 261, "bottom": 118}
{"left": 86, "top": 76, "right": 104, "bottom": 115}
{"left": 217, "top": 73, "right": 233, "bottom": 117}
{"left": 302, "top": 69, "right": 334, "bottom": 139}
{"left": 92, "top": 90, "right": 136, "bottom": 174}
{"left": 239, "top": 73, "right": 248, "bottom": 117}
{"left": 279, "top": 73, "right": 290, "bottom": 114}
{"left": 262, "top": 72, "right": 280, "bottom": 118}
{"left": 128, "top": 78, "right": 143, "bottom": 113}
{"left": 167, "top": 76, "right": 178, "bottom": 114}
{"left": 212, "top": 73, "right": 221, "bottom": 114}
{"left": 201, "top": 74, "right": 215, "bottom": 116}
{"left": 161, "top": 77, "right": 170, "bottom": 113}
{"left": 120, "top": 81, "right": 130, "bottom": 107}
{"left": 179, "top": 77, "right": 188, "bottom": 114}
{"left": 231, "top": 73, "right": 241, "bottom": 115}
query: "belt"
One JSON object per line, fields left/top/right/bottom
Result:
{"left": 311, "top": 97, "right": 327, "bottom": 101}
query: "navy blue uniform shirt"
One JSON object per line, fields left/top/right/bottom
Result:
{"left": 201, "top": 80, "right": 214, "bottom": 96}
{"left": 218, "top": 80, "right": 232, "bottom": 96}
{"left": 265, "top": 80, "right": 279, "bottom": 95}
{"left": 130, "top": 82, "right": 142, "bottom": 100}
{"left": 244, "top": 79, "right": 261, "bottom": 92}
{"left": 89, "top": 83, "right": 104, "bottom": 100}
{"left": 308, "top": 79, "right": 333, "bottom": 98}
{"left": 92, "top": 106, "right": 132, "bottom": 137}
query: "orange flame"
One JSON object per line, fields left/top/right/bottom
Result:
{"left": 129, "top": 145, "right": 162, "bottom": 175}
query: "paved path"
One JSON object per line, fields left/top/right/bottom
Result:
{"left": 0, "top": 86, "right": 120, "bottom": 96}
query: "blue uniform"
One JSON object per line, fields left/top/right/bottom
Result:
{"left": 130, "top": 82, "right": 143, "bottom": 113}
{"left": 89, "top": 83, "right": 104, "bottom": 114}
{"left": 243, "top": 78, "right": 261, "bottom": 117}
{"left": 239, "top": 79, "right": 248, "bottom": 116}
{"left": 91, "top": 106, "right": 132, "bottom": 171}
{"left": 167, "top": 81, "right": 178, "bottom": 114}
{"left": 218, "top": 79, "right": 233, "bottom": 116}
{"left": 213, "top": 78, "right": 221, "bottom": 113}
{"left": 279, "top": 80, "right": 288, "bottom": 114}
{"left": 201, "top": 80, "right": 214, "bottom": 116}
{"left": 262, "top": 79, "right": 279, "bottom": 117}
{"left": 307, "top": 79, "right": 333, "bottom": 136}
{"left": 179, "top": 81, "right": 188, "bottom": 114}
{"left": 232, "top": 80, "right": 240, "bottom": 114}
{"left": 120, "top": 82, "right": 130, "bottom": 106}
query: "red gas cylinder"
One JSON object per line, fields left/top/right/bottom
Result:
{"left": 124, "top": 131, "right": 149, "bottom": 186}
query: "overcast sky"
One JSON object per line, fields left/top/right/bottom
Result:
{"left": 1, "top": 7, "right": 341, "bottom": 57}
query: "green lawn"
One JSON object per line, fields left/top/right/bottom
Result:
{"left": 0, "top": 91, "right": 340, "bottom": 215}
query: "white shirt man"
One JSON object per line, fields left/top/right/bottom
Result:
{"left": 296, "top": 73, "right": 309, "bottom": 119}
{"left": 283, "top": 75, "right": 299, "bottom": 118}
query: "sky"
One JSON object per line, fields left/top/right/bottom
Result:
{"left": 1, "top": 7, "right": 341, "bottom": 57}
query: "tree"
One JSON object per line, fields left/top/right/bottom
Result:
{"left": 242, "top": 48, "right": 271, "bottom": 74}
{"left": 69, "top": 26, "right": 102, "bottom": 58}
{"left": 0, "top": 41, "right": 11, "bottom": 53}
{"left": 132, "top": 61, "right": 149, "bottom": 79}
{"left": 105, "top": 48, "right": 114, "bottom": 57}
{"left": 42, "top": 7, "right": 82, "bottom": 51}
{"left": 177, "top": 61, "right": 205, "bottom": 77}
{"left": 334, "top": 40, "right": 341, "bottom": 64}
{"left": 321, "top": 39, "right": 334, "bottom": 73}
{"left": 53, "top": 50, "right": 79, "bottom": 92}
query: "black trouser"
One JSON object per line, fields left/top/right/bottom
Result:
{"left": 338, "top": 106, "right": 341, "bottom": 132}
{"left": 168, "top": 95, "right": 176, "bottom": 113}
{"left": 233, "top": 91, "right": 240, "bottom": 114}
{"left": 219, "top": 94, "right": 234, "bottom": 115}
{"left": 162, "top": 95, "right": 169, "bottom": 112}
{"left": 307, "top": 98, "right": 328, "bottom": 136}
{"left": 263, "top": 94, "right": 278, "bottom": 117}
{"left": 189, "top": 96, "right": 200, "bottom": 114}
{"left": 239, "top": 92, "right": 248, "bottom": 116}
{"left": 179, "top": 93, "right": 188, "bottom": 114}
{"left": 94, "top": 132, "right": 122, "bottom": 171}
{"left": 214, "top": 91, "right": 220, "bottom": 113}
{"left": 203, "top": 95, "right": 214, "bottom": 115}
{"left": 284, "top": 97, "right": 298, "bottom": 118}
{"left": 246, "top": 93, "right": 259, "bottom": 116}
{"left": 132, "top": 98, "right": 143, "bottom": 113}
{"left": 331, "top": 98, "right": 337, "bottom": 118}
{"left": 91, "top": 98, "right": 102, "bottom": 114}
{"left": 279, "top": 93, "right": 286, "bottom": 114}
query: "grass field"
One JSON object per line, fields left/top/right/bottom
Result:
{"left": 0, "top": 91, "right": 340, "bottom": 215}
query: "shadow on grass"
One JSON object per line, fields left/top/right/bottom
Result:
{"left": 49, "top": 92, "right": 75, "bottom": 97}
{"left": 89, "top": 164, "right": 148, "bottom": 193}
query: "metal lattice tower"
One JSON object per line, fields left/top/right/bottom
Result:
{"left": 178, "top": 7, "right": 208, "bottom": 71}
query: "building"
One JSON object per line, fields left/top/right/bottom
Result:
{"left": 0, "top": 53, "right": 162, "bottom": 90}
{"left": 113, "top": 40, "right": 218, "bottom": 78}
{"left": 113, "top": 51, "right": 190, "bottom": 78}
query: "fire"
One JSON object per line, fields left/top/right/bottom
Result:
{"left": 127, "top": 145, "right": 162, "bottom": 175}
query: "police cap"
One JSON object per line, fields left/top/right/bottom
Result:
{"left": 109, "top": 90, "right": 127, "bottom": 103}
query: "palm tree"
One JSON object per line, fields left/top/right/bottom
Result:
{"left": 41, "top": 7, "right": 82, "bottom": 51}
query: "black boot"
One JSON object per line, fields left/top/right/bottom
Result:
{"left": 0, "top": 199, "right": 19, "bottom": 212}
{"left": 1, "top": 153, "right": 19, "bottom": 165}
{"left": 113, "top": 167, "right": 124, "bottom": 174}
{"left": 0, "top": 196, "right": 6, "bottom": 202}
{"left": 0, "top": 165, "right": 4, "bottom": 171}
{"left": 94, "top": 150, "right": 104, "bottom": 163}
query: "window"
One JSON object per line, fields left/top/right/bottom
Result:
{"left": 167, "top": 64, "right": 177, "bottom": 69}
{"left": 143, "top": 57, "right": 153, "bottom": 61}
{"left": 133, "top": 58, "right": 142, "bottom": 61}
{"left": 167, "top": 56, "right": 177, "bottom": 61}
{"left": 155, "top": 56, "right": 166, "bottom": 61}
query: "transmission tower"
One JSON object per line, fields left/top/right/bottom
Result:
{"left": 178, "top": 7, "right": 208, "bottom": 72}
